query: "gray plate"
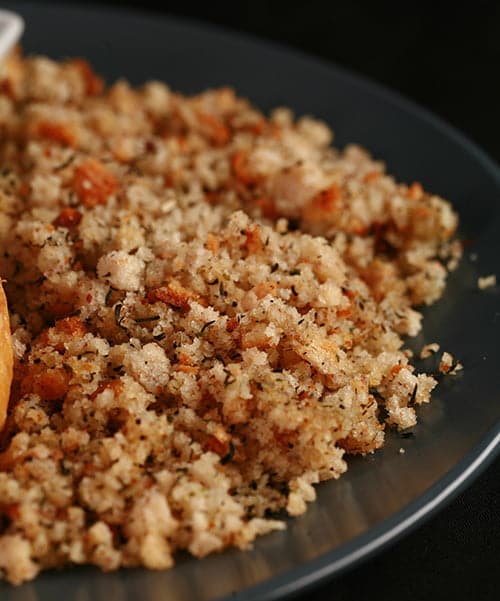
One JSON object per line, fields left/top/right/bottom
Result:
{"left": 2, "top": 3, "right": 500, "bottom": 600}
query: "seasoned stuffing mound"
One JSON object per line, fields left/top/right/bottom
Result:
{"left": 0, "top": 51, "right": 460, "bottom": 584}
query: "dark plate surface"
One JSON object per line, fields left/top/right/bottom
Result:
{"left": 2, "top": 3, "right": 500, "bottom": 601}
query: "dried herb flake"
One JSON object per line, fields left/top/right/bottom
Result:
{"left": 199, "top": 320, "right": 216, "bottom": 336}
{"left": 221, "top": 441, "right": 235, "bottom": 465}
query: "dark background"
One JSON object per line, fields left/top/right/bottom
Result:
{"left": 70, "top": 0, "right": 500, "bottom": 161}
{"left": 26, "top": 1, "right": 500, "bottom": 599}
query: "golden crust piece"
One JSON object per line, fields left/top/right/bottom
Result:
{"left": 0, "top": 283, "right": 13, "bottom": 431}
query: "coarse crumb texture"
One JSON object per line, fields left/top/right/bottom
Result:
{"left": 0, "top": 51, "right": 460, "bottom": 584}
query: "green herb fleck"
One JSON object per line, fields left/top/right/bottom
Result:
{"left": 221, "top": 441, "right": 235, "bottom": 465}
{"left": 114, "top": 304, "right": 126, "bottom": 329}
{"left": 199, "top": 320, "right": 216, "bottom": 336}
{"left": 409, "top": 384, "right": 418, "bottom": 405}
{"left": 135, "top": 315, "right": 160, "bottom": 323}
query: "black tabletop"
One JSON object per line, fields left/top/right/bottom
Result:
{"left": 15, "top": 2, "right": 500, "bottom": 600}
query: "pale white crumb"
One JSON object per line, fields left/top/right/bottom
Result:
{"left": 477, "top": 275, "right": 496, "bottom": 290}
{"left": 439, "top": 351, "right": 463, "bottom": 375}
{"left": 420, "top": 343, "right": 440, "bottom": 359}
{"left": 450, "top": 361, "right": 464, "bottom": 375}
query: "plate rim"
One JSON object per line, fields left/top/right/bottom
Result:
{"left": 231, "top": 425, "right": 500, "bottom": 601}
{"left": 7, "top": 4, "right": 500, "bottom": 600}
{"left": 203, "top": 18, "right": 500, "bottom": 598}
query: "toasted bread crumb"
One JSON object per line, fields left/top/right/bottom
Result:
{"left": 478, "top": 275, "right": 496, "bottom": 290}
{"left": 0, "top": 50, "right": 461, "bottom": 584}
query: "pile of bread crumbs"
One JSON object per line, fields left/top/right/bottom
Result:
{"left": 0, "top": 50, "right": 461, "bottom": 584}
